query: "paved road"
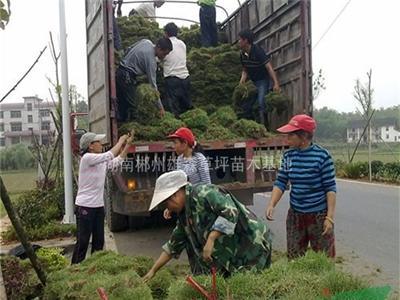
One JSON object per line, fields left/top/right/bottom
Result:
{"left": 250, "top": 179, "right": 400, "bottom": 288}
{"left": 113, "top": 179, "right": 400, "bottom": 287}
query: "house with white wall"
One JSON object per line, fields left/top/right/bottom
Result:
{"left": 347, "top": 118, "right": 400, "bottom": 143}
{"left": 0, "top": 96, "right": 58, "bottom": 149}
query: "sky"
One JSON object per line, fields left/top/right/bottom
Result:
{"left": 0, "top": 0, "right": 399, "bottom": 113}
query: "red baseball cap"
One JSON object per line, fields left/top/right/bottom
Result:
{"left": 277, "top": 114, "right": 316, "bottom": 133}
{"left": 167, "top": 127, "right": 195, "bottom": 146}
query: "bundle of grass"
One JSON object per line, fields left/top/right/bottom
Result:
{"left": 147, "top": 269, "right": 174, "bottom": 299}
{"left": 180, "top": 108, "right": 209, "bottom": 131}
{"left": 209, "top": 106, "right": 238, "bottom": 128}
{"left": 118, "top": 122, "right": 164, "bottom": 141}
{"left": 43, "top": 251, "right": 153, "bottom": 300}
{"left": 158, "top": 112, "right": 185, "bottom": 136}
{"left": 265, "top": 91, "right": 290, "bottom": 115}
{"left": 204, "top": 123, "right": 238, "bottom": 141}
{"left": 232, "top": 81, "right": 258, "bottom": 115}
{"left": 134, "top": 84, "right": 162, "bottom": 125}
{"left": 232, "top": 119, "right": 269, "bottom": 139}
{"left": 116, "top": 16, "right": 163, "bottom": 51}
{"left": 188, "top": 45, "right": 242, "bottom": 107}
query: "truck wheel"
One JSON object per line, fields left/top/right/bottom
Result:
{"left": 105, "top": 174, "right": 128, "bottom": 232}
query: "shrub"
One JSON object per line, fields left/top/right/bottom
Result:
{"left": 0, "top": 255, "right": 40, "bottom": 299}
{"left": 0, "top": 144, "right": 36, "bottom": 170}
{"left": 35, "top": 248, "right": 68, "bottom": 273}
{"left": 2, "top": 222, "right": 76, "bottom": 242}
{"left": 343, "top": 162, "right": 368, "bottom": 179}
{"left": 371, "top": 160, "right": 384, "bottom": 176}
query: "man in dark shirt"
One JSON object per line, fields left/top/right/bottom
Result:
{"left": 116, "top": 38, "right": 172, "bottom": 122}
{"left": 239, "top": 29, "right": 280, "bottom": 125}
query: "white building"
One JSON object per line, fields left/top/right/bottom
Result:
{"left": 347, "top": 118, "right": 400, "bottom": 143}
{"left": 0, "top": 96, "right": 58, "bottom": 148}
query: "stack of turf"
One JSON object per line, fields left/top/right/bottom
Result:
{"left": 119, "top": 89, "right": 269, "bottom": 141}
{"left": 115, "top": 16, "right": 289, "bottom": 141}
{"left": 42, "top": 251, "right": 374, "bottom": 300}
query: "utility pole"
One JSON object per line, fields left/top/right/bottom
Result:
{"left": 59, "top": 0, "right": 75, "bottom": 224}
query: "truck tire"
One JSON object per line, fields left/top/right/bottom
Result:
{"left": 105, "top": 174, "right": 128, "bottom": 232}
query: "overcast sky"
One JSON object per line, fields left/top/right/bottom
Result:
{"left": 0, "top": 0, "right": 399, "bottom": 112}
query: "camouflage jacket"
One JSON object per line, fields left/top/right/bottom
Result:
{"left": 162, "top": 184, "right": 272, "bottom": 275}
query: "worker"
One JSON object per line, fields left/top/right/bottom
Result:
{"left": 163, "top": 127, "right": 211, "bottom": 219}
{"left": 238, "top": 29, "right": 280, "bottom": 125}
{"left": 71, "top": 132, "right": 133, "bottom": 264}
{"left": 143, "top": 170, "right": 272, "bottom": 281}
{"left": 163, "top": 22, "right": 193, "bottom": 117}
{"left": 265, "top": 114, "right": 337, "bottom": 259}
{"left": 198, "top": 0, "right": 218, "bottom": 47}
{"left": 129, "top": 1, "right": 165, "bottom": 18}
{"left": 116, "top": 38, "right": 172, "bottom": 122}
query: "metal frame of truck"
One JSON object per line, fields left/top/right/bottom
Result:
{"left": 85, "top": 0, "right": 312, "bottom": 231}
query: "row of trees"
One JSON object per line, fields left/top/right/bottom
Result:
{"left": 313, "top": 105, "right": 399, "bottom": 142}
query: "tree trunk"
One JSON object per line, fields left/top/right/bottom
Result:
{"left": 368, "top": 123, "right": 372, "bottom": 182}
{"left": 0, "top": 177, "right": 47, "bottom": 286}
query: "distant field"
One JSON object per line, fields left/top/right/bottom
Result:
{"left": 319, "top": 142, "right": 400, "bottom": 163}
{"left": 0, "top": 169, "right": 37, "bottom": 218}
{"left": 1, "top": 168, "right": 37, "bottom": 194}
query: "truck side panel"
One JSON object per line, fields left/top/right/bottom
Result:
{"left": 85, "top": 0, "right": 112, "bottom": 144}
{"left": 221, "top": 0, "right": 312, "bottom": 130}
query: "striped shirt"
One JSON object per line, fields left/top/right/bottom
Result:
{"left": 177, "top": 152, "right": 211, "bottom": 185}
{"left": 274, "top": 144, "right": 336, "bottom": 213}
{"left": 75, "top": 151, "right": 123, "bottom": 208}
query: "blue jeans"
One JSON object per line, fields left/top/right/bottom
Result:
{"left": 254, "top": 79, "right": 270, "bottom": 113}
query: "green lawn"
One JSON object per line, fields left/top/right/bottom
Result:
{"left": 0, "top": 168, "right": 37, "bottom": 193}
{"left": 0, "top": 169, "right": 37, "bottom": 218}
{"left": 319, "top": 142, "right": 400, "bottom": 163}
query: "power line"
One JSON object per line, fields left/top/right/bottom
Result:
{"left": 313, "top": 0, "right": 352, "bottom": 50}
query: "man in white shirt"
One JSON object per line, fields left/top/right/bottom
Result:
{"left": 71, "top": 132, "right": 133, "bottom": 264}
{"left": 129, "top": 1, "right": 165, "bottom": 18}
{"left": 163, "top": 22, "right": 193, "bottom": 117}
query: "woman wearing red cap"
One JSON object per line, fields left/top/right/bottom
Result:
{"left": 164, "top": 127, "right": 211, "bottom": 219}
{"left": 265, "top": 114, "right": 337, "bottom": 259}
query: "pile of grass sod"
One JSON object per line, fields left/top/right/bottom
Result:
{"left": 119, "top": 103, "right": 270, "bottom": 142}
{"left": 168, "top": 251, "right": 367, "bottom": 300}
{"left": 43, "top": 251, "right": 370, "bottom": 300}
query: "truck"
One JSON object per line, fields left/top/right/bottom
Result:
{"left": 84, "top": 0, "right": 312, "bottom": 231}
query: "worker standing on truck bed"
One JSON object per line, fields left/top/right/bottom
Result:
{"left": 129, "top": 0, "right": 165, "bottom": 18}
{"left": 265, "top": 115, "right": 337, "bottom": 259}
{"left": 143, "top": 170, "right": 272, "bottom": 281}
{"left": 163, "top": 22, "right": 193, "bottom": 117}
{"left": 71, "top": 132, "right": 133, "bottom": 264}
{"left": 198, "top": 0, "right": 218, "bottom": 47}
{"left": 238, "top": 29, "right": 280, "bottom": 126}
{"left": 116, "top": 38, "right": 172, "bottom": 122}
{"left": 163, "top": 127, "right": 211, "bottom": 219}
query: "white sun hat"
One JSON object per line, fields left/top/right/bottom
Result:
{"left": 79, "top": 132, "right": 106, "bottom": 151}
{"left": 149, "top": 170, "right": 188, "bottom": 211}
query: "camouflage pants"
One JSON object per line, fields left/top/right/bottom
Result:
{"left": 286, "top": 208, "right": 335, "bottom": 259}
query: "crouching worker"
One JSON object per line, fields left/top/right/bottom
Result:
{"left": 71, "top": 132, "right": 133, "bottom": 264}
{"left": 143, "top": 170, "right": 272, "bottom": 281}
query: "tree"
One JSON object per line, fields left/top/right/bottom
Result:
{"left": 313, "top": 69, "right": 326, "bottom": 101}
{"left": 353, "top": 69, "right": 374, "bottom": 181}
{"left": 314, "top": 107, "right": 347, "bottom": 141}
{"left": 0, "top": 0, "right": 10, "bottom": 30}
